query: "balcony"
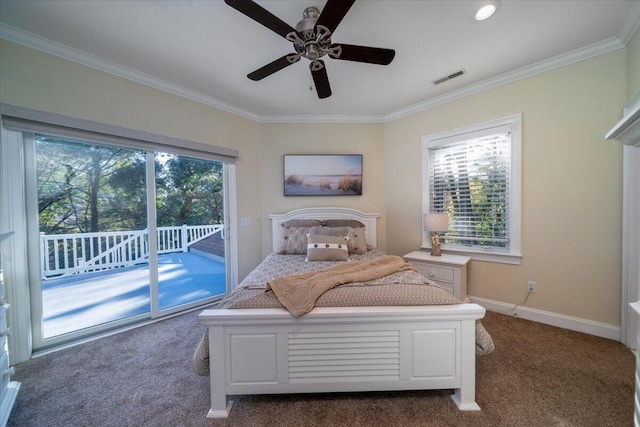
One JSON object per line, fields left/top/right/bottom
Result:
{"left": 40, "top": 225, "right": 226, "bottom": 338}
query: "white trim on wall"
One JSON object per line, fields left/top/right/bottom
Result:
{"left": 385, "top": 37, "right": 625, "bottom": 122}
{"left": 620, "top": 139, "right": 640, "bottom": 348}
{"left": 0, "top": 127, "right": 33, "bottom": 364}
{"left": 618, "top": 0, "right": 640, "bottom": 45}
{"left": 224, "top": 163, "right": 239, "bottom": 289}
{"left": 0, "top": 20, "right": 633, "bottom": 124}
{"left": 613, "top": 93, "right": 640, "bottom": 348}
{"left": 470, "top": 295, "right": 621, "bottom": 342}
{"left": 0, "top": 24, "right": 261, "bottom": 123}
{"left": 421, "top": 114, "right": 522, "bottom": 265}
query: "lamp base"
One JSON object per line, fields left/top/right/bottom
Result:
{"left": 430, "top": 233, "right": 442, "bottom": 256}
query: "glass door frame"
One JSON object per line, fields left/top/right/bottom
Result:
{"left": 147, "top": 152, "right": 235, "bottom": 320}
{"left": 23, "top": 136, "right": 234, "bottom": 352}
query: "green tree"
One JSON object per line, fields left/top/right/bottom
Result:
{"left": 37, "top": 138, "right": 225, "bottom": 235}
{"left": 107, "top": 155, "right": 149, "bottom": 230}
{"left": 37, "top": 136, "right": 139, "bottom": 234}
{"left": 156, "top": 155, "right": 224, "bottom": 226}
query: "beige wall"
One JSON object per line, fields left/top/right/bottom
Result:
{"left": 0, "top": 36, "right": 632, "bottom": 327}
{"left": 627, "top": 25, "right": 640, "bottom": 100}
{"left": 258, "top": 123, "right": 386, "bottom": 256}
{"left": 384, "top": 50, "right": 626, "bottom": 325}
{"left": 0, "top": 39, "right": 263, "bottom": 280}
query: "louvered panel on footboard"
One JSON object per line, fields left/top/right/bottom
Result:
{"left": 224, "top": 324, "right": 461, "bottom": 391}
{"left": 288, "top": 330, "right": 400, "bottom": 383}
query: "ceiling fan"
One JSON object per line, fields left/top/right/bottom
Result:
{"left": 224, "top": 0, "right": 396, "bottom": 99}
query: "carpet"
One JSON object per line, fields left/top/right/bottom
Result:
{"left": 7, "top": 309, "right": 634, "bottom": 427}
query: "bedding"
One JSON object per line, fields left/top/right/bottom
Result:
{"left": 323, "top": 219, "right": 365, "bottom": 228}
{"left": 266, "top": 255, "right": 417, "bottom": 316}
{"left": 276, "top": 226, "right": 312, "bottom": 254}
{"left": 193, "top": 248, "right": 494, "bottom": 376}
{"left": 309, "top": 225, "right": 367, "bottom": 254}
{"left": 276, "top": 220, "right": 367, "bottom": 255}
{"left": 304, "top": 234, "right": 349, "bottom": 262}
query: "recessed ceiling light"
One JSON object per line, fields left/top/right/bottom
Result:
{"left": 473, "top": 1, "right": 500, "bottom": 21}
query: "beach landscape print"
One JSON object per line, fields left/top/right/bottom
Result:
{"left": 284, "top": 154, "right": 363, "bottom": 196}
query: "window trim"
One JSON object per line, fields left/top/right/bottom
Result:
{"left": 421, "top": 114, "right": 522, "bottom": 265}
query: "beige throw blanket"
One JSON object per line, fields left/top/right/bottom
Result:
{"left": 265, "top": 255, "right": 417, "bottom": 317}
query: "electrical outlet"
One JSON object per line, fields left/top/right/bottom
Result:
{"left": 527, "top": 281, "right": 536, "bottom": 293}
{"left": 241, "top": 218, "right": 250, "bottom": 227}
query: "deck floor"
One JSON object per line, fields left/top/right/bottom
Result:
{"left": 42, "top": 252, "right": 226, "bottom": 338}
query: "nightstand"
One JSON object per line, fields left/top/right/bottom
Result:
{"left": 403, "top": 251, "right": 470, "bottom": 300}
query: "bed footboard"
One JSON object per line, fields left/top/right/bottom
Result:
{"left": 198, "top": 304, "right": 485, "bottom": 418}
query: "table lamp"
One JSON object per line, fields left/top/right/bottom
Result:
{"left": 423, "top": 213, "right": 449, "bottom": 256}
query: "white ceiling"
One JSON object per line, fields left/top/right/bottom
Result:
{"left": 0, "top": 0, "right": 638, "bottom": 122}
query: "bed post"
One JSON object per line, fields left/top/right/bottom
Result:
{"left": 206, "top": 326, "right": 233, "bottom": 418}
{"left": 450, "top": 318, "right": 481, "bottom": 411}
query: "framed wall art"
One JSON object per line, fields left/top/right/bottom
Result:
{"left": 284, "top": 154, "right": 363, "bottom": 196}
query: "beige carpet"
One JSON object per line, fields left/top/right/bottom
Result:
{"left": 7, "top": 309, "right": 635, "bottom": 427}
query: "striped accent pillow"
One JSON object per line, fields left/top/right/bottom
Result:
{"left": 306, "top": 234, "right": 349, "bottom": 262}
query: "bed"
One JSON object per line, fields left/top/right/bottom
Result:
{"left": 196, "top": 207, "right": 492, "bottom": 419}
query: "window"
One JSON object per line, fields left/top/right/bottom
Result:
{"left": 422, "top": 114, "right": 521, "bottom": 264}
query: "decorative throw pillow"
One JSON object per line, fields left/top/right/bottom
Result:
{"left": 306, "top": 234, "right": 349, "bottom": 261}
{"left": 346, "top": 226, "right": 367, "bottom": 254}
{"left": 309, "top": 226, "right": 349, "bottom": 237}
{"left": 277, "top": 226, "right": 312, "bottom": 254}
{"left": 281, "top": 219, "right": 324, "bottom": 228}
{"left": 323, "top": 219, "right": 365, "bottom": 228}
{"left": 309, "top": 226, "right": 367, "bottom": 255}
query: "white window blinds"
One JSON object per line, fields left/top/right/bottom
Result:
{"left": 428, "top": 130, "right": 511, "bottom": 250}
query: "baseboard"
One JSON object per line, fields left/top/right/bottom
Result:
{"left": 469, "top": 295, "right": 621, "bottom": 342}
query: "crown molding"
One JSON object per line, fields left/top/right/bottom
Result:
{"left": 0, "top": 19, "right": 633, "bottom": 125}
{"left": 618, "top": 0, "right": 640, "bottom": 46}
{"left": 0, "top": 23, "right": 261, "bottom": 122}
{"left": 258, "top": 114, "right": 385, "bottom": 123}
{"left": 384, "top": 1, "right": 638, "bottom": 122}
{"left": 0, "top": 23, "right": 384, "bottom": 124}
{"left": 384, "top": 36, "right": 625, "bottom": 122}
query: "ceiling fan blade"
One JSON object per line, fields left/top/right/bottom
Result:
{"left": 331, "top": 44, "right": 395, "bottom": 65}
{"left": 310, "top": 60, "right": 332, "bottom": 99}
{"left": 224, "top": 0, "right": 297, "bottom": 39}
{"left": 247, "top": 54, "right": 298, "bottom": 81}
{"left": 316, "top": 0, "right": 356, "bottom": 33}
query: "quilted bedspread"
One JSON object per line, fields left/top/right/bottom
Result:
{"left": 193, "top": 249, "right": 495, "bottom": 376}
{"left": 219, "top": 249, "right": 463, "bottom": 310}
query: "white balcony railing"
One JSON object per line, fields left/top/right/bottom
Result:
{"left": 40, "top": 224, "right": 223, "bottom": 279}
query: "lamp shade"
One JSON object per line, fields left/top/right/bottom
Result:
{"left": 423, "top": 213, "right": 449, "bottom": 232}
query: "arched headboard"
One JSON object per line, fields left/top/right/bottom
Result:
{"left": 269, "top": 207, "right": 381, "bottom": 253}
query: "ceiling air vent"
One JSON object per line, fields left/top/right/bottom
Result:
{"left": 432, "top": 69, "right": 466, "bottom": 85}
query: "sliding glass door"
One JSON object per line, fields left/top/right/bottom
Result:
{"left": 37, "top": 135, "right": 150, "bottom": 338}
{"left": 154, "top": 152, "right": 227, "bottom": 312}
{"left": 29, "top": 134, "right": 228, "bottom": 347}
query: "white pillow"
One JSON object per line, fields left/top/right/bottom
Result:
{"left": 309, "top": 226, "right": 367, "bottom": 254}
{"left": 306, "top": 234, "right": 349, "bottom": 261}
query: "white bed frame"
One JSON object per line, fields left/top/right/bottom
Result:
{"left": 198, "top": 207, "right": 485, "bottom": 419}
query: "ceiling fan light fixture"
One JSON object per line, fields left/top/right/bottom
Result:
{"left": 225, "top": 0, "right": 394, "bottom": 99}
{"left": 296, "top": 6, "right": 320, "bottom": 37}
{"left": 473, "top": 1, "right": 500, "bottom": 22}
